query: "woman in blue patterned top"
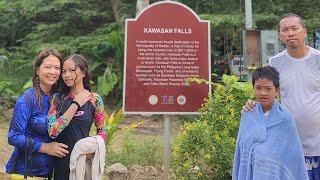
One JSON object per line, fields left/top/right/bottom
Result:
{"left": 6, "top": 48, "right": 69, "bottom": 179}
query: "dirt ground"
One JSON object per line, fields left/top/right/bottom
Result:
{"left": 0, "top": 123, "right": 13, "bottom": 174}
{"left": 0, "top": 114, "right": 181, "bottom": 179}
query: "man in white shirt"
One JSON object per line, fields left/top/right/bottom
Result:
{"left": 242, "top": 13, "right": 320, "bottom": 179}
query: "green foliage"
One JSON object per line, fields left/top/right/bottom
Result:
{"left": 0, "top": 48, "right": 32, "bottom": 92}
{"left": 0, "top": 80, "right": 17, "bottom": 123}
{"left": 172, "top": 75, "right": 253, "bottom": 179}
{"left": 108, "top": 31, "right": 124, "bottom": 83}
{"left": 172, "top": 120, "right": 211, "bottom": 179}
{"left": 107, "top": 131, "right": 163, "bottom": 168}
{"left": 98, "top": 30, "right": 125, "bottom": 103}
{"left": 199, "top": 14, "right": 243, "bottom": 61}
{"left": 254, "top": 14, "right": 279, "bottom": 30}
{"left": 0, "top": 81, "right": 16, "bottom": 97}
{"left": 96, "top": 66, "right": 118, "bottom": 98}
{"left": 119, "top": 1, "right": 136, "bottom": 21}
{"left": 105, "top": 108, "right": 148, "bottom": 156}
{"left": 176, "top": 0, "right": 240, "bottom": 14}
{"left": 105, "top": 108, "right": 126, "bottom": 145}
{"left": 177, "top": 114, "right": 200, "bottom": 123}
{"left": 0, "top": 0, "right": 320, "bottom": 107}
{"left": 0, "top": 55, "right": 9, "bottom": 71}
{"left": 199, "top": 76, "right": 253, "bottom": 179}
{"left": 17, "top": 78, "right": 33, "bottom": 96}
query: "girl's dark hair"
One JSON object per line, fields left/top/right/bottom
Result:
{"left": 252, "top": 66, "right": 280, "bottom": 88}
{"left": 32, "top": 48, "right": 62, "bottom": 109}
{"left": 59, "top": 54, "right": 91, "bottom": 94}
{"left": 55, "top": 54, "right": 91, "bottom": 114}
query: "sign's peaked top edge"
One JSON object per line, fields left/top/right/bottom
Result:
{"left": 130, "top": 1, "right": 204, "bottom": 23}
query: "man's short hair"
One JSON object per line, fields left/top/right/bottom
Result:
{"left": 278, "top": 13, "right": 305, "bottom": 31}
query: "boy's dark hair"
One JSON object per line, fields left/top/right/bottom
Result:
{"left": 252, "top": 66, "right": 280, "bottom": 88}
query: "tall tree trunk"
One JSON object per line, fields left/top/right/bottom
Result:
{"left": 111, "top": 0, "right": 121, "bottom": 23}
{"left": 136, "top": 0, "right": 150, "bottom": 16}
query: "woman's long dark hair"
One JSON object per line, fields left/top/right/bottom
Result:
{"left": 55, "top": 54, "right": 91, "bottom": 114}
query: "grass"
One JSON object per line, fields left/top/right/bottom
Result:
{"left": 106, "top": 130, "right": 164, "bottom": 168}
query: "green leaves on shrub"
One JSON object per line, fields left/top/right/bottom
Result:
{"left": 97, "top": 66, "right": 118, "bottom": 98}
{"left": 172, "top": 120, "right": 211, "bottom": 179}
{"left": 105, "top": 108, "right": 126, "bottom": 145}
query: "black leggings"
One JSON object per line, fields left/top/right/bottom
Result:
{"left": 53, "top": 167, "right": 69, "bottom": 180}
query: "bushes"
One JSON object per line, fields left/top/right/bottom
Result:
{"left": 172, "top": 120, "right": 211, "bottom": 179}
{"left": 172, "top": 75, "right": 253, "bottom": 179}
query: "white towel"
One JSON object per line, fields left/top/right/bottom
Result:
{"left": 69, "top": 136, "right": 106, "bottom": 180}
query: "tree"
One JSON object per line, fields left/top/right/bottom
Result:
{"left": 136, "top": 0, "right": 150, "bottom": 16}
{"left": 111, "top": 0, "right": 121, "bottom": 23}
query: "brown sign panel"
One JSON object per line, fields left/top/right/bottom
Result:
{"left": 124, "top": 2, "right": 210, "bottom": 114}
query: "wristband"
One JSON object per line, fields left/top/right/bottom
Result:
{"left": 71, "top": 101, "right": 81, "bottom": 109}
